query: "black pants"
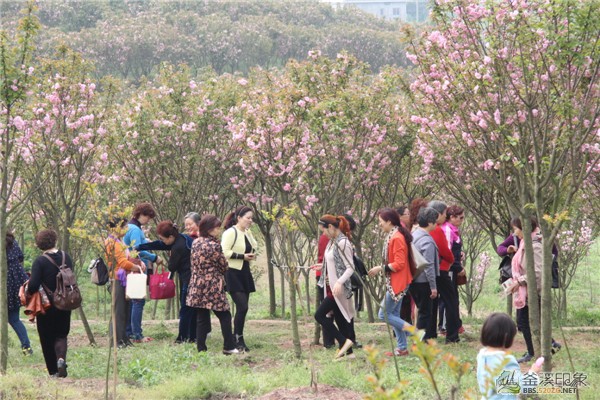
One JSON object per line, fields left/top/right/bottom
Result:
{"left": 516, "top": 305, "right": 535, "bottom": 355}
{"left": 195, "top": 308, "right": 235, "bottom": 352}
{"left": 316, "top": 279, "right": 334, "bottom": 347}
{"left": 409, "top": 282, "right": 433, "bottom": 337}
{"left": 428, "top": 272, "right": 460, "bottom": 343}
{"left": 108, "top": 281, "right": 130, "bottom": 346}
{"left": 36, "top": 306, "right": 71, "bottom": 375}
{"left": 400, "top": 293, "right": 413, "bottom": 325}
{"left": 230, "top": 291, "right": 249, "bottom": 337}
{"left": 314, "top": 297, "right": 355, "bottom": 353}
{"left": 177, "top": 282, "right": 198, "bottom": 343}
{"left": 438, "top": 297, "right": 446, "bottom": 330}
{"left": 449, "top": 271, "right": 463, "bottom": 328}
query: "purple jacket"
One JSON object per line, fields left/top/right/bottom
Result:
{"left": 497, "top": 235, "right": 558, "bottom": 257}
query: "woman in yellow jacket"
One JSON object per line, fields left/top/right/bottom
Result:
{"left": 221, "top": 206, "right": 258, "bottom": 352}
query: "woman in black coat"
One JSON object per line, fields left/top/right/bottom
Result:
{"left": 27, "top": 229, "right": 73, "bottom": 378}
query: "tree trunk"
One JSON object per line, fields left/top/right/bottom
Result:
{"left": 365, "top": 288, "right": 375, "bottom": 323}
{"left": 521, "top": 213, "right": 541, "bottom": 358}
{"left": 264, "top": 235, "right": 277, "bottom": 317}
{"left": 78, "top": 307, "right": 97, "bottom": 346}
{"left": 305, "top": 273, "right": 311, "bottom": 315}
{"left": 280, "top": 268, "right": 286, "bottom": 318}
{"left": 289, "top": 271, "right": 301, "bottom": 358}
{"left": 539, "top": 229, "right": 554, "bottom": 371}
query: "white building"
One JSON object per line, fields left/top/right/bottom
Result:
{"left": 324, "top": 0, "right": 429, "bottom": 22}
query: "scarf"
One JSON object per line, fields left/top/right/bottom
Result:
{"left": 383, "top": 227, "right": 404, "bottom": 301}
{"left": 442, "top": 221, "right": 461, "bottom": 247}
{"left": 318, "top": 233, "right": 353, "bottom": 299}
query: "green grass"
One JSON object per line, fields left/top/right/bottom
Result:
{"left": 2, "top": 242, "right": 599, "bottom": 399}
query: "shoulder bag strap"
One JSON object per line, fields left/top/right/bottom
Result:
{"left": 42, "top": 253, "right": 60, "bottom": 270}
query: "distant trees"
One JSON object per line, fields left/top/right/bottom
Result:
{"left": 0, "top": 1, "right": 410, "bottom": 82}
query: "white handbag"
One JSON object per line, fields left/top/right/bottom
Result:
{"left": 411, "top": 242, "right": 429, "bottom": 278}
{"left": 125, "top": 269, "right": 147, "bottom": 300}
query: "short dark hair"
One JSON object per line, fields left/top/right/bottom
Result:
{"left": 35, "top": 229, "right": 58, "bottom": 250}
{"left": 199, "top": 215, "right": 222, "bottom": 237}
{"left": 480, "top": 312, "right": 517, "bottom": 349}
{"left": 5, "top": 232, "right": 15, "bottom": 249}
{"left": 428, "top": 200, "right": 447, "bottom": 216}
{"left": 156, "top": 220, "right": 179, "bottom": 238}
{"left": 396, "top": 206, "right": 408, "bottom": 217}
{"left": 133, "top": 202, "right": 156, "bottom": 219}
{"left": 343, "top": 213, "right": 357, "bottom": 231}
{"left": 510, "top": 216, "right": 538, "bottom": 231}
{"left": 107, "top": 217, "right": 128, "bottom": 229}
{"left": 417, "top": 207, "right": 439, "bottom": 228}
{"left": 446, "top": 205, "right": 464, "bottom": 220}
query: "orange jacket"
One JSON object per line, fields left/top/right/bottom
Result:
{"left": 387, "top": 231, "right": 412, "bottom": 295}
{"left": 104, "top": 237, "right": 137, "bottom": 278}
{"left": 19, "top": 281, "right": 51, "bottom": 322}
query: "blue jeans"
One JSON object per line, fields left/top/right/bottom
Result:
{"left": 379, "top": 292, "right": 410, "bottom": 351}
{"left": 177, "top": 283, "right": 197, "bottom": 342}
{"left": 8, "top": 308, "right": 31, "bottom": 349}
{"left": 127, "top": 299, "right": 145, "bottom": 340}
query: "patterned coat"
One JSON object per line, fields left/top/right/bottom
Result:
{"left": 187, "top": 235, "right": 230, "bottom": 311}
{"left": 6, "top": 240, "right": 28, "bottom": 312}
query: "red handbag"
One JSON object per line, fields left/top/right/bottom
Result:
{"left": 149, "top": 265, "right": 176, "bottom": 300}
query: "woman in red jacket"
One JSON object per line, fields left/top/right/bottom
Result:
{"left": 427, "top": 200, "right": 460, "bottom": 343}
{"left": 368, "top": 208, "right": 416, "bottom": 356}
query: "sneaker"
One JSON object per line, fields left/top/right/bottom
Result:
{"left": 334, "top": 352, "right": 356, "bottom": 361}
{"left": 385, "top": 348, "right": 409, "bottom": 357}
{"left": 439, "top": 329, "right": 447, "bottom": 336}
{"left": 335, "top": 339, "right": 354, "bottom": 359}
{"left": 22, "top": 347, "right": 33, "bottom": 356}
{"left": 235, "top": 335, "right": 250, "bottom": 352}
{"left": 517, "top": 353, "right": 533, "bottom": 363}
{"left": 223, "top": 348, "right": 240, "bottom": 355}
{"left": 552, "top": 341, "right": 562, "bottom": 355}
{"left": 57, "top": 358, "right": 68, "bottom": 378}
{"left": 117, "top": 340, "right": 134, "bottom": 349}
{"left": 458, "top": 326, "right": 465, "bottom": 334}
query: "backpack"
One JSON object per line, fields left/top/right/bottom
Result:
{"left": 350, "top": 254, "right": 368, "bottom": 289}
{"left": 88, "top": 257, "right": 109, "bottom": 286}
{"left": 333, "top": 239, "right": 366, "bottom": 289}
{"left": 43, "top": 251, "right": 82, "bottom": 311}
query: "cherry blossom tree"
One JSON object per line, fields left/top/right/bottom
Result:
{"left": 109, "top": 65, "right": 241, "bottom": 222}
{"left": 0, "top": 2, "right": 41, "bottom": 375}
{"left": 406, "top": 0, "right": 600, "bottom": 369}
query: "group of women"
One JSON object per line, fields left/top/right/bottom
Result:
{"left": 105, "top": 205, "right": 258, "bottom": 355}
{"left": 312, "top": 200, "right": 467, "bottom": 359}
{"left": 7, "top": 197, "right": 560, "bottom": 378}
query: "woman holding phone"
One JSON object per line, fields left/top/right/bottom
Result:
{"left": 222, "top": 205, "right": 258, "bottom": 352}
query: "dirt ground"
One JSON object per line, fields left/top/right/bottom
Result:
{"left": 257, "top": 385, "right": 362, "bottom": 400}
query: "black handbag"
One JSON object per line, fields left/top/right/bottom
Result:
{"left": 498, "top": 256, "right": 513, "bottom": 284}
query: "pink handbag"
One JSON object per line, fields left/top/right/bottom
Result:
{"left": 149, "top": 265, "right": 175, "bottom": 300}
